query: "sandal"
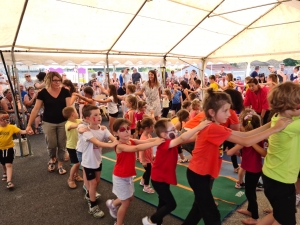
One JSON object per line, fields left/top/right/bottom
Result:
{"left": 6, "top": 181, "right": 14, "bottom": 189}
{"left": 47, "top": 162, "right": 55, "bottom": 172}
{"left": 178, "top": 158, "right": 189, "bottom": 163}
{"left": 58, "top": 167, "right": 66, "bottom": 175}
{"left": 67, "top": 179, "right": 77, "bottom": 189}
{"left": 74, "top": 175, "right": 84, "bottom": 182}
{"left": 2, "top": 173, "right": 7, "bottom": 181}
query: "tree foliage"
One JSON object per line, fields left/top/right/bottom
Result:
{"left": 283, "top": 58, "right": 298, "bottom": 66}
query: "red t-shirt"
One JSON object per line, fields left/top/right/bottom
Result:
{"left": 184, "top": 110, "right": 239, "bottom": 129}
{"left": 151, "top": 139, "right": 178, "bottom": 185}
{"left": 241, "top": 142, "right": 263, "bottom": 173}
{"left": 113, "top": 140, "right": 136, "bottom": 177}
{"left": 243, "top": 86, "right": 269, "bottom": 113}
{"left": 188, "top": 123, "right": 232, "bottom": 178}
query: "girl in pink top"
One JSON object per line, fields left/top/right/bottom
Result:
{"left": 124, "top": 95, "right": 137, "bottom": 136}
{"left": 226, "top": 109, "right": 266, "bottom": 225}
{"left": 137, "top": 118, "right": 155, "bottom": 194}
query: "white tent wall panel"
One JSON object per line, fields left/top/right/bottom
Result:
{"left": 112, "top": 0, "right": 208, "bottom": 54}
{"left": 0, "top": 0, "right": 25, "bottom": 47}
{"left": 207, "top": 2, "right": 300, "bottom": 63}
{"left": 16, "top": 0, "right": 143, "bottom": 51}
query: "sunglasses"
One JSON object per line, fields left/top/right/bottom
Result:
{"left": 118, "top": 126, "right": 131, "bottom": 132}
{"left": 0, "top": 115, "right": 10, "bottom": 123}
{"left": 25, "top": 76, "right": 30, "bottom": 78}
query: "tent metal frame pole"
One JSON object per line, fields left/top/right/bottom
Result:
{"left": 106, "top": 54, "right": 110, "bottom": 84}
{"left": 205, "top": 2, "right": 281, "bottom": 60}
{"left": 209, "top": 0, "right": 292, "bottom": 17}
{"left": 164, "top": 0, "right": 226, "bottom": 58}
{"left": 10, "top": 0, "right": 29, "bottom": 157}
{"left": 177, "top": 58, "right": 200, "bottom": 70}
{"left": 106, "top": 0, "right": 148, "bottom": 54}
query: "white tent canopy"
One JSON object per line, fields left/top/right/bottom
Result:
{"left": 0, "top": 0, "right": 300, "bottom": 67}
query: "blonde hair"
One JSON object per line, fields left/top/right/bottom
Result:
{"left": 62, "top": 106, "right": 76, "bottom": 119}
{"left": 44, "top": 72, "right": 62, "bottom": 88}
{"left": 191, "top": 99, "right": 201, "bottom": 110}
{"left": 164, "top": 88, "right": 172, "bottom": 101}
{"left": 127, "top": 84, "right": 136, "bottom": 93}
{"left": 126, "top": 95, "right": 138, "bottom": 110}
{"left": 268, "top": 82, "right": 300, "bottom": 113}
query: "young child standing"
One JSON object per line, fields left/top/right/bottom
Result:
{"left": 142, "top": 118, "right": 211, "bottom": 225}
{"left": 62, "top": 106, "right": 83, "bottom": 189}
{"left": 161, "top": 88, "right": 172, "bottom": 118}
{"left": 93, "top": 84, "right": 119, "bottom": 133}
{"left": 189, "top": 99, "right": 201, "bottom": 119}
{"left": 226, "top": 109, "right": 266, "bottom": 224}
{"left": 78, "top": 105, "right": 118, "bottom": 218}
{"left": 106, "top": 118, "right": 164, "bottom": 225}
{"left": 124, "top": 95, "right": 138, "bottom": 136}
{"left": 182, "top": 89, "right": 291, "bottom": 225}
{"left": 137, "top": 118, "right": 155, "bottom": 194}
{"left": 257, "top": 82, "right": 300, "bottom": 225}
{"left": 170, "top": 82, "right": 182, "bottom": 116}
{"left": 0, "top": 110, "right": 27, "bottom": 188}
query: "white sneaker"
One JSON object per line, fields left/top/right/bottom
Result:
{"left": 296, "top": 194, "right": 300, "bottom": 206}
{"left": 142, "top": 216, "right": 157, "bottom": 225}
{"left": 106, "top": 199, "right": 118, "bottom": 219}
{"left": 88, "top": 205, "right": 104, "bottom": 218}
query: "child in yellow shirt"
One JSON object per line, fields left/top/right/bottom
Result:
{"left": 0, "top": 110, "right": 27, "bottom": 189}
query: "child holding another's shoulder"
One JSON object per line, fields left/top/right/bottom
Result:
{"left": 0, "top": 110, "right": 27, "bottom": 189}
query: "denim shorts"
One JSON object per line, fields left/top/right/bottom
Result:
{"left": 76, "top": 151, "right": 82, "bottom": 163}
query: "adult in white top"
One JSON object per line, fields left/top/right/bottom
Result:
{"left": 122, "top": 68, "right": 131, "bottom": 85}
{"left": 0, "top": 72, "right": 9, "bottom": 96}
{"left": 23, "top": 73, "right": 35, "bottom": 90}
{"left": 218, "top": 75, "right": 228, "bottom": 88}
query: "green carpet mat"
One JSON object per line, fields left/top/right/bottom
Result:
{"left": 101, "top": 151, "right": 246, "bottom": 224}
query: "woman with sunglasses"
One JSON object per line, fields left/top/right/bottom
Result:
{"left": 0, "top": 89, "right": 16, "bottom": 124}
{"left": 26, "top": 72, "right": 71, "bottom": 174}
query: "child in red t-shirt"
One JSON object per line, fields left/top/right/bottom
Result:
{"left": 137, "top": 118, "right": 155, "bottom": 194}
{"left": 226, "top": 109, "right": 266, "bottom": 225}
{"left": 182, "top": 89, "right": 291, "bottom": 225}
{"left": 106, "top": 118, "right": 164, "bottom": 225}
{"left": 142, "top": 118, "right": 211, "bottom": 225}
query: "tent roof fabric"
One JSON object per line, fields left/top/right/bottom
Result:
{"left": 0, "top": 0, "right": 300, "bottom": 66}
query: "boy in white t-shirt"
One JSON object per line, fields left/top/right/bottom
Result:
{"left": 78, "top": 105, "right": 118, "bottom": 218}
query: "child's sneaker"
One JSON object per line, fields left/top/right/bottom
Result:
{"left": 296, "top": 194, "right": 300, "bottom": 206}
{"left": 256, "top": 182, "right": 264, "bottom": 191}
{"left": 84, "top": 192, "right": 101, "bottom": 202}
{"left": 142, "top": 216, "right": 157, "bottom": 225}
{"left": 88, "top": 205, "right": 104, "bottom": 218}
{"left": 140, "top": 178, "right": 144, "bottom": 186}
{"left": 143, "top": 186, "right": 155, "bottom": 194}
{"left": 235, "top": 182, "right": 245, "bottom": 189}
{"left": 106, "top": 199, "right": 118, "bottom": 219}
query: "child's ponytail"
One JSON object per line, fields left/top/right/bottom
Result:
{"left": 240, "top": 109, "right": 261, "bottom": 132}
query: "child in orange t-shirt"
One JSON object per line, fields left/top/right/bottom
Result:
{"left": 182, "top": 89, "right": 292, "bottom": 225}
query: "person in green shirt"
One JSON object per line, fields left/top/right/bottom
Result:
{"left": 259, "top": 82, "right": 300, "bottom": 225}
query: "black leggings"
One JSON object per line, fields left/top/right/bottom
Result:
{"left": 223, "top": 141, "right": 239, "bottom": 169}
{"left": 143, "top": 163, "right": 152, "bottom": 186}
{"left": 162, "top": 108, "right": 169, "bottom": 118}
{"left": 150, "top": 180, "right": 177, "bottom": 225}
{"left": 245, "top": 171, "right": 261, "bottom": 219}
{"left": 182, "top": 169, "right": 221, "bottom": 225}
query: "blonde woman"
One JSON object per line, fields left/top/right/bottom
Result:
{"left": 26, "top": 72, "right": 71, "bottom": 174}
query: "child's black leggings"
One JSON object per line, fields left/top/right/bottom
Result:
{"left": 245, "top": 171, "right": 261, "bottom": 219}
{"left": 182, "top": 169, "right": 221, "bottom": 225}
{"left": 143, "top": 163, "right": 152, "bottom": 186}
{"left": 150, "top": 180, "right": 177, "bottom": 225}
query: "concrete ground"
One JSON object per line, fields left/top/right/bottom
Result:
{"left": 0, "top": 118, "right": 299, "bottom": 225}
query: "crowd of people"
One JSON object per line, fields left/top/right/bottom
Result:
{"left": 0, "top": 63, "right": 300, "bottom": 225}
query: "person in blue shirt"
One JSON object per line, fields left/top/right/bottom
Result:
{"left": 119, "top": 70, "right": 124, "bottom": 87}
{"left": 170, "top": 82, "right": 182, "bottom": 116}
